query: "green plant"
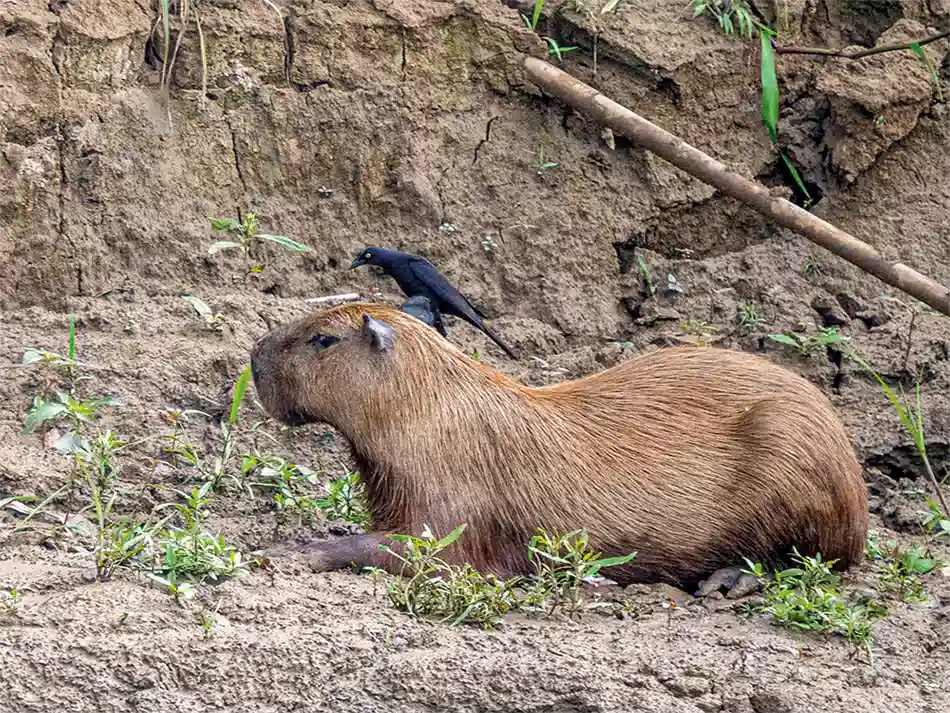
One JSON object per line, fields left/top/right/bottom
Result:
{"left": 208, "top": 212, "right": 313, "bottom": 282}
{"left": 164, "top": 366, "right": 252, "bottom": 492}
{"left": 688, "top": 3, "right": 811, "bottom": 204}
{"left": 523, "top": 528, "right": 637, "bottom": 617}
{"left": 737, "top": 299, "right": 765, "bottom": 334}
{"left": 147, "top": 482, "right": 255, "bottom": 602}
{"left": 521, "top": 0, "right": 544, "bottom": 30}
{"left": 636, "top": 253, "right": 657, "bottom": 297}
{"left": 196, "top": 608, "right": 217, "bottom": 639}
{"left": 689, "top": 0, "right": 753, "bottom": 38}
{"left": 872, "top": 541, "right": 939, "bottom": 603}
{"left": 802, "top": 253, "right": 822, "bottom": 279}
{"left": 848, "top": 353, "right": 950, "bottom": 519}
{"left": 744, "top": 550, "right": 887, "bottom": 657}
{"left": 374, "top": 524, "right": 635, "bottom": 627}
{"left": 245, "top": 455, "right": 325, "bottom": 526}
{"left": 182, "top": 294, "right": 226, "bottom": 332}
{"left": 520, "top": 0, "right": 578, "bottom": 62}
{"left": 22, "top": 312, "right": 85, "bottom": 393}
{"left": 922, "top": 499, "right": 950, "bottom": 540}
{"left": 1, "top": 585, "right": 24, "bottom": 616}
{"left": 316, "top": 471, "right": 371, "bottom": 526}
{"left": 94, "top": 518, "right": 170, "bottom": 582}
{"left": 379, "top": 524, "right": 522, "bottom": 628}
{"left": 909, "top": 42, "right": 944, "bottom": 102}
{"left": 532, "top": 146, "right": 559, "bottom": 174}
{"left": 23, "top": 392, "right": 115, "bottom": 434}
{"left": 767, "top": 327, "right": 850, "bottom": 357}
{"left": 678, "top": 319, "right": 721, "bottom": 346}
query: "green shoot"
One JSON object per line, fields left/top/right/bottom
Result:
{"left": 689, "top": 0, "right": 754, "bottom": 38}
{"left": 737, "top": 300, "right": 765, "bottom": 334}
{"left": 24, "top": 392, "right": 115, "bottom": 434}
{"left": 230, "top": 365, "right": 252, "bottom": 426}
{"left": 208, "top": 212, "right": 312, "bottom": 282}
{"left": 743, "top": 550, "right": 887, "bottom": 658}
{"left": 523, "top": 528, "right": 636, "bottom": 617}
{"left": 316, "top": 471, "right": 371, "bottom": 525}
{"left": 848, "top": 353, "right": 950, "bottom": 518}
{"left": 767, "top": 327, "right": 850, "bottom": 357}
{"left": 909, "top": 43, "right": 944, "bottom": 102}
{"left": 380, "top": 524, "right": 521, "bottom": 628}
{"left": 183, "top": 294, "right": 226, "bottom": 332}
{"left": 636, "top": 254, "right": 657, "bottom": 297}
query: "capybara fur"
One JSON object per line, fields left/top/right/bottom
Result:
{"left": 250, "top": 302, "right": 869, "bottom": 589}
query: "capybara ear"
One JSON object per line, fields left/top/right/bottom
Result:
{"left": 360, "top": 313, "right": 396, "bottom": 353}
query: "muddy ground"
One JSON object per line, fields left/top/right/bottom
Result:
{"left": 2, "top": 0, "right": 950, "bottom": 711}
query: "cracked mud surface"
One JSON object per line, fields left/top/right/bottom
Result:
{"left": 2, "top": 1, "right": 950, "bottom": 711}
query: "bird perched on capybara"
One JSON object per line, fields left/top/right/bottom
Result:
{"left": 250, "top": 303, "right": 868, "bottom": 594}
{"left": 349, "top": 246, "right": 519, "bottom": 359}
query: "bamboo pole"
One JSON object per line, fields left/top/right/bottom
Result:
{"left": 522, "top": 55, "right": 950, "bottom": 317}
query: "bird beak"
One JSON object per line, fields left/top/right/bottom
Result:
{"left": 349, "top": 256, "right": 366, "bottom": 270}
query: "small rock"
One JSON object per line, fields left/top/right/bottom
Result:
{"left": 855, "top": 307, "right": 889, "bottom": 328}
{"left": 636, "top": 301, "right": 681, "bottom": 326}
{"left": 750, "top": 688, "right": 792, "bottom": 713}
{"left": 835, "top": 292, "right": 865, "bottom": 318}
{"left": 663, "top": 676, "right": 711, "bottom": 698}
{"left": 622, "top": 297, "right": 642, "bottom": 319}
{"left": 811, "top": 295, "right": 850, "bottom": 326}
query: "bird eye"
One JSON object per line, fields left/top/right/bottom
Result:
{"left": 310, "top": 334, "right": 340, "bottom": 350}
{"left": 365, "top": 252, "right": 372, "bottom": 258}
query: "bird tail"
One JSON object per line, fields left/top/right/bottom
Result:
{"left": 484, "top": 326, "right": 518, "bottom": 360}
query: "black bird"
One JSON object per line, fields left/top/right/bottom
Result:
{"left": 399, "top": 295, "right": 442, "bottom": 331}
{"left": 350, "top": 246, "right": 518, "bottom": 359}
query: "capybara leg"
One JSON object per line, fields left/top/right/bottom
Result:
{"left": 695, "top": 566, "right": 761, "bottom": 599}
{"left": 297, "top": 532, "right": 398, "bottom": 574}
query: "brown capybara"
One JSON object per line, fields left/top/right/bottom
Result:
{"left": 250, "top": 302, "right": 868, "bottom": 593}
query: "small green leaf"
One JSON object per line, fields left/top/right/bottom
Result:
{"left": 257, "top": 233, "right": 313, "bottom": 252}
{"left": 908, "top": 42, "right": 944, "bottom": 101}
{"left": 767, "top": 333, "right": 801, "bottom": 348}
{"left": 760, "top": 29, "right": 779, "bottom": 145}
{"left": 436, "top": 523, "right": 467, "bottom": 550}
{"left": 230, "top": 365, "right": 252, "bottom": 425}
{"left": 588, "top": 552, "right": 637, "bottom": 572}
{"left": 24, "top": 402, "right": 68, "bottom": 433}
{"left": 532, "top": 0, "right": 543, "bottom": 29}
{"left": 210, "top": 218, "right": 240, "bottom": 232}
{"left": 182, "top": 294, "right": 214, "bottom": 320}
{"left": 208, "top": 241, "right": 242, "bottom": 255}
{"left": 780, "top": 153, "right": 812, "bottom": 203}
{"left": 68, "top": 312, "right": 77, "bottom": 361}
{"left": 601, "top": 0, "right": 621, "bottom": 14}
{"left": 22, "top": 349, "right": 46, "bottom": 365}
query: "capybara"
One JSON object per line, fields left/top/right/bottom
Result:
{"left": 250, "top": 302, "right": 868, "bottom": 592}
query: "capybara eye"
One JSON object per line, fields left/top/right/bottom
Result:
{"left": 310, "top": 334, "right": 340, "bottom": 350}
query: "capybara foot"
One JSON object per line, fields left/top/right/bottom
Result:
{"left": 695, "top": 566, "right": 761, "bottom": 599}
{"left": 294, "top": 533, "right": 396, "bottom": 574}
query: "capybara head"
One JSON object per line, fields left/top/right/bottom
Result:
{"left": 250, "top": 302, "right": 466, "bottom": 430}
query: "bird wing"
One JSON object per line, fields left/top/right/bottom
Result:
{"left": 408, "top": 258, "right": 487, "bottom": 322}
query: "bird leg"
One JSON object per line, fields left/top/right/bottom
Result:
{"left": 694, "top": 566, "right": 762, "bottom": 599}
